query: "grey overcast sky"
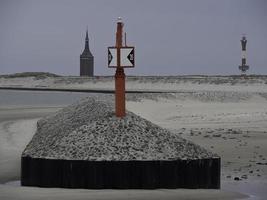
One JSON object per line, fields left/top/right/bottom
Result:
{"left": 0, "top": 0, "right": 266, "bottom": 76}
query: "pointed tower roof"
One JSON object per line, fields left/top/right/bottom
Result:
{"left": 81, "top": 29, "right": 93, "bottom": 58}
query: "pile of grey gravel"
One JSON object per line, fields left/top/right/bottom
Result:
{"left": 22, "top": 96, "right": 218, "bottom": 161}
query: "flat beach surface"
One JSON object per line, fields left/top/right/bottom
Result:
{"left": 1, "top": 75, "right": 267, "bottom": 199}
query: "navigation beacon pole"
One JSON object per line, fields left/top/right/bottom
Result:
{"left": 239, "top": 35, "right": 249, "bottom": 76}
{"left": 115, "top": 18, "right": 125, "bottom": 117}
{"left": 108, "top": 17, "right": 135, "bottom": 118}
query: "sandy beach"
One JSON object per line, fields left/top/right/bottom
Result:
{"left": 0, "top": 107, "right": 247, "bottom": 200}
{"left": 0, "top": 75, "right": 267, "bottom": 199}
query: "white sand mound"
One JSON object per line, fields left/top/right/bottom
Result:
{"left": 22, "top": 97, "right": 217, "bottom": 161}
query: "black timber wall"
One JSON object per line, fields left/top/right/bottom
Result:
{"left": 21, "top": 157, "right": 220, "bottom": 189}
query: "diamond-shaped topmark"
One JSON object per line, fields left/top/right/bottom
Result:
{"left": 120, "top": 47, "right": 134, "bottom": 67}
{"left": 108, "top": 48, "right": 117, "bottom": 67}
{"left": 108, "top": 47, "right": 134, "bottom": 68}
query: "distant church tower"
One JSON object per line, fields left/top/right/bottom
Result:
{"left": 80, "top": 30, "right": 94, "bottom": 76}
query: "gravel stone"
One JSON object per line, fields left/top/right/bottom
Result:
{"left": 22, "top": 96, "right": 218, "bottom": 161}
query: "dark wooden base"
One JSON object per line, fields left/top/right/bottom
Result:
{"left": 21, "top": 157, "right": 220, "bottom": 189}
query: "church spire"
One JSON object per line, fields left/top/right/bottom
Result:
{"left": 80, "top": 28, "right": 94, "bottom": 76}
{"left": 85, "top": 28, "right": 89, "bottom": 50}
{"left": 81, "top": 28, "right": 93, "bottom": 57}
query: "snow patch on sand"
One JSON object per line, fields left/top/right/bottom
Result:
{"left": 1, "top": 76, "right": 267, "bottom": 93}
{"left": 0, "top": 119, "right": 38, "bottom": 183}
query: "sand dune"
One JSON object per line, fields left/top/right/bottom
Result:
{"left": 1, "top": 75, "right": 267, "bottom": 93}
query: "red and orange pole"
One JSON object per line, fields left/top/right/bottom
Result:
{"left": 115, "top": 18, "right": 126, "bottom": 117}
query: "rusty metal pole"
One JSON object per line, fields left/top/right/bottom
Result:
{"left": 115, "top": 18, "right": 126, "bottom": 117}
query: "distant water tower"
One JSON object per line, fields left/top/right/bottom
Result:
{"left": 239, "top": 35, "right": 249, "bottom": 75}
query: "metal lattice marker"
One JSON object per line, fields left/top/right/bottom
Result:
{"left": 239, "top": 35, "right": 249, "bottom": 75}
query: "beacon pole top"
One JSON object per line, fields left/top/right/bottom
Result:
{"left": 117, "top": 17, "right": 123, "bottom": 23}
